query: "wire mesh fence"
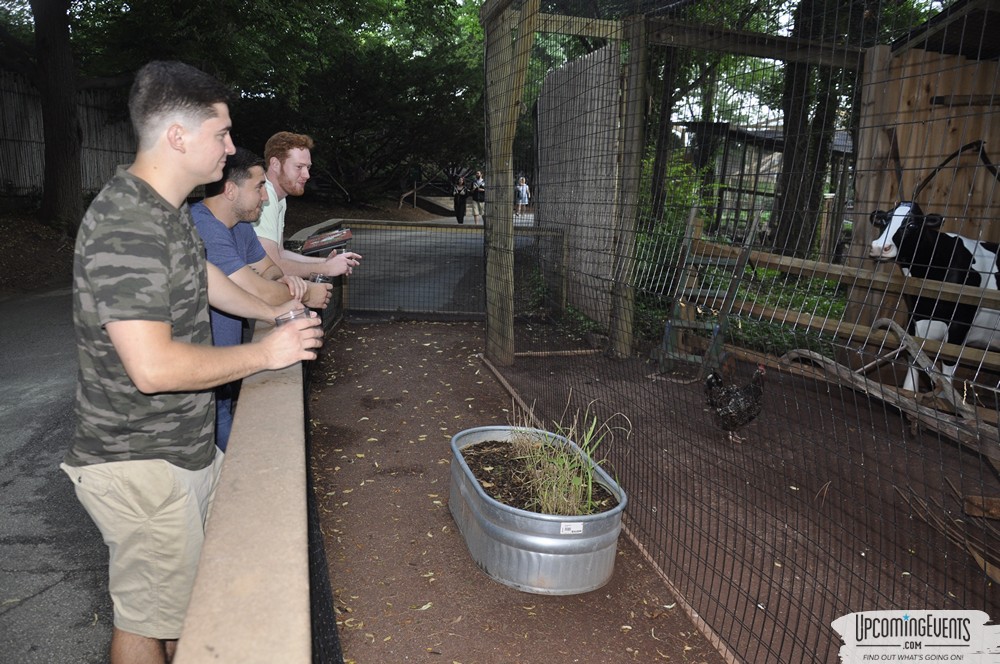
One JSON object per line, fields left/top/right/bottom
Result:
{"left": 327, "top": 1, "right": 1000, "bottom": 661}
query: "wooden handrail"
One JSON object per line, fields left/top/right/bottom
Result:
{"left": 685, "top": 238, "right": 1000, "bottom": 372}
{"left": 692, "top": 237, "right": 1000, "bottom": 310}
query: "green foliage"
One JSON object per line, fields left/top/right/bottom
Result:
{"left": 70, "top": 0, "right": 324, "bottom": 102}
{"left": 634, "top": 149, "right": 713, "bottom": 297}
{"left": 510, "top": 404, "right": 628, "bottom": 516}
{"left": 520, "top": 266, "right": 548, "bottom": 312}
{"left": 0, "top": 1, "right": 32, "bottom": 41}
{"left": 561, "top": 305, "right": 602, "bottom": 335}
{"left": 5, "top": 0, "right": 485, "bottom": 204}
{"left": 696, "top": 266, "right": 847, "bottom": 356}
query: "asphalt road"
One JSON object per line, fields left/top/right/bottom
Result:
{"left": 346, "top": 220, "right": 537, "bottom": 315}
{"left": 0, "top": 287, "right": 112, "bottom": 663}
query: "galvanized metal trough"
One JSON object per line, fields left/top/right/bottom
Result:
{"left": 448, "top": 426, "right": 627, "bottom": 595}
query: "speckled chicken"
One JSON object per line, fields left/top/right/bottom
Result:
{"left": 704, "top": 364, "right": 766, "bottom": 443}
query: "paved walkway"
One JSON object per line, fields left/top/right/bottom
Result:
{"left": 0, "top": 288, "right": 112, "bottom": 664}
{"left": 418, "top": 196, "right": 536, "bottom": 226}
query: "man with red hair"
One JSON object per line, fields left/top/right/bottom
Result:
{"left": 253, "top": 131, "right": 362, "bottom": 278}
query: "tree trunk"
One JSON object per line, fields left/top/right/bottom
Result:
{"left": 648, "top": 47, "right": 678, "bottom": 226}
{"left": 30, "top": 0, "right": 82, "bottom": 235}
{"left": 698, "top": 65, "right": 723, "bottom": 233}
{"left": 771, "top": 0, "right": 845, "bottom": 258}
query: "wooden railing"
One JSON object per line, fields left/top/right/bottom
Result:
{"left": 174, "top": 232, "right": 349, "bottom": 662}
{"left": 690, "top": 235, "right": 1000, "bottom": 375}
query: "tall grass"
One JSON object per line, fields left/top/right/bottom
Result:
{"left": 510, "top": 402, "right": 630, "bottom": 516}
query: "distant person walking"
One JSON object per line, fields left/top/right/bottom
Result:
{"left": 453, "top": 175, "right": 469, "bottom": 224}
{"left": 515, "top": 176, "right": 530, "bottom": 218}
{"left": 469, "top": 170, "right": 486, "bottom": 225}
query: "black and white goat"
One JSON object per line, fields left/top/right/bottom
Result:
{"left": 869, "top": 201, "right": 1000, "bottom": 393}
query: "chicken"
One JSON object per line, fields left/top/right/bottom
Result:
{"left": 704, "top": 364, "right": 766, "bottom": 443}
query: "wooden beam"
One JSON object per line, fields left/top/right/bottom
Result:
{"left": 536, "top": 13, "right": 622, "bottom": 40}
{"left": 687, "top": 280, "right": 1000, "bottom": 375}
{"left": 964, "top": 495, "right": 1000, "bottom": 520}
{"left": 608, "top": 16, "right": 646, "bottom": 358}
{"left": 692, "top": 237, "right": 1000, "bottom": 311}
{"left": 648, "top": 17, "right": 865, "bottom": 69}
{"left": 482, "top": 0, "right": 541, "bottom": 366}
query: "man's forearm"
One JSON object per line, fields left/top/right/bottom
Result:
{"left": 107, "top": 319, "right": 276, "bottom": 393}
{"left": 206, "top": 262, "right": 279, "bottom": 321}
{"left": 231, "top": 271, "right": 299, "bottom": 306}
{"left": 276, "top": 249, "right": 326, "bottom": 278}
{"left": 260, "top": 263, "right": 285, "bottom": 281}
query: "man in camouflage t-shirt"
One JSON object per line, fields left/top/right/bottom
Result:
{"left": 60, "top": 61, "right": 324, "bottom": 664}
{"left": 70, "top": 164, "right": 217, "bottom": 468}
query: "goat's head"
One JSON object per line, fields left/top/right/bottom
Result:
{"left": 869, "top": 202, "right": 943, "bottom": 263}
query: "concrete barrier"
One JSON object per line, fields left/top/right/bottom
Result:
{"left": 174, "top": 341, "right": 311, "bottom": 663}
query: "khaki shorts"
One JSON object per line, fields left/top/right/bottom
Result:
{"left": 61, "top": 453, "right": 224, "bottom": 639}
{"left": 470, "top": 199, "right": 484, "bottom": 217}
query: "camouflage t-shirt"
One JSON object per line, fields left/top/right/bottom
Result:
{"left": 66, "top": 167, "right": 216, "bottom": 471}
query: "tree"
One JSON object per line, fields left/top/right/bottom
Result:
{"left": 0, "top": 0, "right": 81, "bottom": 233}
{"left": 770, "top": 0, "right": 935, "bottom": 257}
{"left": 2, "top": 0, "right": 486, "bottom": 215}
{"left": 268, "top": 0, "right": 485, "bottom": 200}
{"left": 30, "top": 0, "right": 81, "bottom": 234}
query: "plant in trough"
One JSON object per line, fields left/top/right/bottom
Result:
{"left": 509, "top": 402, "right": 629, "bottom": 516}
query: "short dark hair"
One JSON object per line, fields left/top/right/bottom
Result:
{"left": 204, "top": 147, "right": 265, "bottom": 197}
{"left": 128, "top": 61, "right": 232, "bottom": 148}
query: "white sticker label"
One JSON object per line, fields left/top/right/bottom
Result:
{"left": 560, "top": 522, "right": 584, "bottom": 535}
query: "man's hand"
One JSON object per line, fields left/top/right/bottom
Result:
{"left": 322, "top": 251, "right": 362, "bottom": 277}
{"left": 302, "top": 281, "right": 333, "bottom": 309}
{"left": 278, "top": 275, "right": 308, "bottom": 301}
{"left": 261, "top": 313, "right": 324, "bottom": 367}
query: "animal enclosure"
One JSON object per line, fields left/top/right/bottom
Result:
{"left": 472, "top": 0, "right": 1000, "bottom": 661}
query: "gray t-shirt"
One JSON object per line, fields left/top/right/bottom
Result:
{"left": 67, "top": 167, "right": 216, "bottom": 470}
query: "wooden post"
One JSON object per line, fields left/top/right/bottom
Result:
{"left": 608, "top": 16, "right": 646, "bottom": 358}
{"left": 843, "top": 45, "right": 896, "bottom": 344}
{"left": 818, "top": 192, "right": 836, "bottom": 261}
{"left": 482, "top": 0, "right": 540, "bottom": 366}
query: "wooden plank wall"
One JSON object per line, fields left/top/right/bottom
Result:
{"left": 848, "top": 45, "right": 1000, "bottom": 346}
{"left": 535, "top": 44, "right": 622, "bottom": 326}
{"left": 853, "top": 46, "right": 1000, "bottom": 238}
{"left": 0, "top": 70, "right": 134, "bottom": 197}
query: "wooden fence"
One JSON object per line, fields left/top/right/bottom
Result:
{"left": 0, "top": 70, "right": 134, "bottom": 197}
{"left": 535, "top": 45, "right": 621, "bottom": 328}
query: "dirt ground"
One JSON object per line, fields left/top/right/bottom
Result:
{"left": 0, "top": 198, "right": 729, "bottom": 662}
{"left": 10, "top": 193, "right": 999, "bottom": 661}
{"left": 306, "top": 320, "right": 728, "bottom": 664}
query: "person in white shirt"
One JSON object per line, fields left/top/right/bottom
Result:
{"left": 253, "top": 131, "right": 362, "bottom": 278}
{"left": 469, "top": 170, "right": 486, "bottom": 225}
